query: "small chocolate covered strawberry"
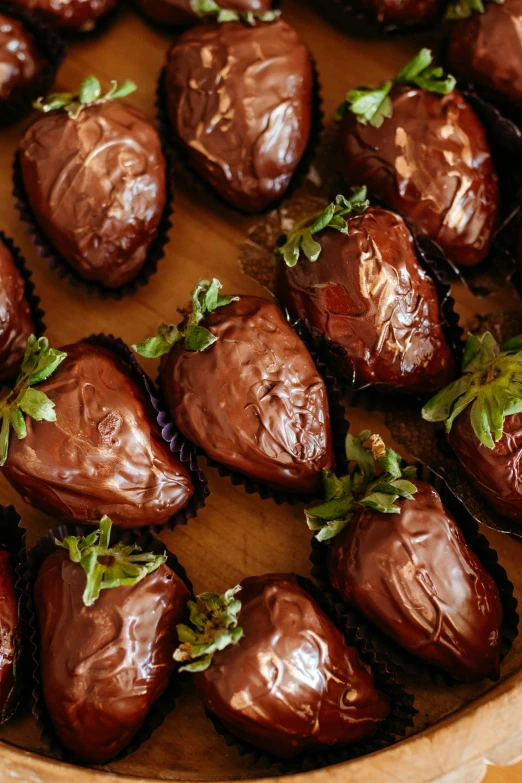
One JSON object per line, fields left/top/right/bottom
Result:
{"left": 347, "top": 0, "right": 444, "bottom": 29}
{"left": 34, "top": 518, "right": 190, "bottom": 764}
{"left": 135, "top": 0, "right": 273, "bottom": 26}
{"left": 337, "top": 49, "right": 499, "bottom": 267}
{"left": 307, "top": 431, "right": 504, "bottom": 682}
{"left": 19, "top": 76, "right": 166, "bottom": 289}
{"left": 173, "top": 574, "right": 391, "bottom": 758}
{"left": 0, "top": 235, "right": 36, "bottom": 383}
{"left": 423, "top": 331, "right": 522, "bottom": 524}
{"left": 1, "top": 335, "right": 194, "bottom": 528}
{"left": 164, "top": 14, "right": 313, "bottom": 212}
{"left": 134, "top": 279, "right": 334, "bottom": 494}
{"left": 11, "top": 0, "right": 118, "bottom": 32}
{"left": 0, "top": 547, "right": 21, "bottom": 723}
{"left": 275, "top": 193, "right": 455, "bottom": 393}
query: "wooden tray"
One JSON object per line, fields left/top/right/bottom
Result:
{"left": 0, "top": 3, "right": 521, "bottom": 782}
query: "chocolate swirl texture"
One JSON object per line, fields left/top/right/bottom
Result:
{"left": 0, "top": 12, "right": 41, "bottom": 100}
{"left": 0, "top": 549, "right": 19, "bottom": 719}
{"left": 195, "top": 573, "right": 391, "bottom": 758}
{"left": 349, "top": 0, "right": 443, "bottom": 27}
{"left": 339, "top": 87, "right": 500, "bottom": 267}
{"left": 11, "top": 0, "right": 118, "bottom": 31}
{"left": 2, "top": 341, "right": 194, "bottom": 528}
{"left": 19, "top": 101, "right": 167, "bottom": 289}
{"left": 165, "top": 20, "right": 313, "bottom": 213}
{"left": 135, "top": 0, "right": 272, "bottom": 26}
{"left": 161, "top": 296, "right": 334, "bottom": 493}
{"left": 34, "top": 548, "right": 190, "bottom": 764}
{"left": 448, "top": 0, "right": 522, "bottom": 105}
{"left": 449, "top": 411, "right": 522, "bottom": 523}
{"left": 276, "top": 206, "right": 455, "bottom": 393}
{"left": 0, "top": 236, "right": 35, "bottom": 383}
{"left": 328, "top": 479, "right": 504, "bottom": 682}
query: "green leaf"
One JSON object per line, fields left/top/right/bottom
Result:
{"left": 0, "top": 416, "right": 9, "bottom": 468}
{"left": 395, "top": 48, "right": 433, "bottom": 83}
{"left": 190, "top": 0, "right": 280, "bottom": 21}
{"left": 395, "top": 49, "right": 456, "bottom": 94}
{"left": 445, "top": 0, "right": 502, "bottom": 18}
{"left": 133, "top": 333, "right": 177, "bottom": 359}
{"left": 346, "top": 82, "right": 393, "bottom": 128}
{"left": 108, "top": 80, "right": 137, "bottom": 99}
{"left": 462, "top": 331, "right": 498, "bottom": 371}
{"left": 305, "top": 496, "right": 354, "bottom": 524}
{"left": 360, "top": 491, "right": 402, "bottom": 513}
{"left": 345, "top": 430, "right": 375, "bottom": 484}
{"left": 33, "top": 76, "right": 138, "bottom": 118}
{"left": 421, "top": 373, "right": 473, "bottom": 423}
{"left": 18, "top": 388, "right": 56, "bottom": 422}
{"left": 377, "top": 446, "right": 402, "bottom": 480}
{"left": 184, "top": 324, "right": 217, "bottom": 352}
{"left": 79, "top": 75, "right": 101, "bottom": 105}
{"left": 300, "top": 229, "right": 323, "bottom": 262}
{"left": 9, "top": 408, "right": 26, "bottom": 439}
{"left": 315, "top": 516, "right": 352, "bottom": 542}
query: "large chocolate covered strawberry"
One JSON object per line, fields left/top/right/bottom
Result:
{"left": 11, "top": 0, "right": 118, "bottom": 32}
{"left": 134, "top": 279, "right": 334, "bottom": 494}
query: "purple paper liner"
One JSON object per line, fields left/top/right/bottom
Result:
{"left": 155, "top": 46, "right": 324, "bottom": 217}
{"left": 76, "top": 334, "right": 209, "bottom": 533}
{"left": 0, "top": 505, "right": 28, "bottom": 724}
{"left": 155, "top": 322, "right": 348, "bottom": 506}
{"left": 0, "top": 1, "right": 65, "bottom": 128}
{"left": 12, "top": 137, "right": 174, "bottom": 300}
{"left": 24, "top": 523, "right": 193, "bottom": 765}
{"left": 310, "top": 0, "right": 446, "bottom": 38}
{"left": 310, "top": 461, "right": 519, "bottom": 686}
{"left": 200, "top": 574, "right": 417, "bottom": 773}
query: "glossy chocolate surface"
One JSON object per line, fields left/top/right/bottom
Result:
{"left": 328, "top": 479, "right": 503, "bottom": 682}
{"left": 448, "top": 0, "right": 522, "bottom": 105}
{"left": 449, "top": 410, "right": 522, "bottom": 523}
{"left": 2, "top": 341, "right": 194, "bottom": 527}
{"left": 195, "top": 573, "right": 391, "bottom": 758}
{"left": 276, "top": 206, "right": 455, "bottom": 393}
{"left": 350, "top": 0, "right": 443, "bottom": 27}
{"left": 339, "top": 86, "right": 499, "bottom": 267}
{"left": 161, "top": 296, "right": 334, "bottom": 493}
{"left": 12, "top": 0, "right": 118, "bottom": 31}
{"left": 0, "top": 237, "right": 35, "bottom": 383}
{"left": 35, "top": 549, "right": 190, "bottom": 763}
{"left": 165, "top": 20, "right": 313, "bottom": 212}
{"left": 0, "top": 549, "right": 19, "bottom": 721}
{"left": 0, "top": 12, "right": 41, "bottom": 101}
{"left": 135, "top": 0, "right": 272, "bottom": 26}
{"left": 19, "top": 101, "right": 166, "bottom": 288}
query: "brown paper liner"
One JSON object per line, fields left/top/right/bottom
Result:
{"left": 0, "top": 505, "right": 28, "bottom": 724}
{"left": 310, "top": 462, "right": 519, "bottom": 685}
{"left": 25, "top": 524, "right": 193, "bottom": 765}
{"left": 201, "top": 574, "right": 417, "bottom": 773}
{"left": 155, "top": 46, "right": 323, "bottom": 216}
{"left": 12, "top": 142, "right": 173, "bottom": 300}
{"left": 0, "top": 1, "right": 65, "bottom": 128}
{"left": 310, "top": 0, "right": 446, "bottom": 37}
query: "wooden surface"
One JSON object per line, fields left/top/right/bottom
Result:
{"left": 1, "top": 2, "right": 522, "bottom": 781}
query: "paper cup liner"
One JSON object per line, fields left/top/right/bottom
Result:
{"left": 310, "top": 0, "right": 446, "bottom": 38}
{"left": 155, "top": 325, "right": 348, "bottom": 506}
{"left": 201, "top": 574, "right": 417, "bottom": 774}
{"left": 0, "top": 1, "right": 65, "bottom": 128}
{"left": 78, "top": 333, "right": 209, "bottom": 533}
{"left": 0, "top": 505, "right": 28, "bottom": 725}
{"left": 155, "top": 48, "right": 323, "bottom": 216}
{"left": 310, "top": 461, "right": 519, "bottom": 685}
{"left": 24, "top": 524, "right": 193, "bottom": 765}
{"left": 12, "top": 144, "right": 174, "bottom": 300}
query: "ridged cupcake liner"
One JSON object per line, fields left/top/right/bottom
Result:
{"left": 0, "top": 1, "right": 65, "bottom": 128}
{"left": 24, "top": 523, "right": 193, "bottom": 766}
{"left": 12, "top": 141, "right": 174, "bottom": 300}
{"left": 155, "top": 47, "right": 324, "bottom": 217}
{"left": 0, "top": 505, "right": 28, "bottom": 725}
{"left": 310, "top": 0, "right": 446, "bottom": 38}
{"left": 78, "top": 334, "right": 209, "bottom": 533}
{"left": 155, "top": 326, "right": 348, "bottom": 506}
{"left": 310, "top": 461, "right": 519, "bottom": 685}
{"left": 201, "top": 574, "right": 417, "bottom": 774}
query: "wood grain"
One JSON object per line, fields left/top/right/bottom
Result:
{"left": 0, "top": 2, "right": 522, "bottom": 782}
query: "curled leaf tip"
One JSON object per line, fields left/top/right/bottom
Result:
{"left": 33, "top": 76, "right": 137, "bottom": 119}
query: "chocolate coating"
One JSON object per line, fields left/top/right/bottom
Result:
{"left": 161, "top": 296, "right": 334, "bottom": 493}
{"left": 0, "top": 12, "right": 41, "bottom": 101}
{"left": 135, "top": 0, "right": 272, "bottom": 26}
{"left": 165, "top": 20, "right": 313, "bottom": 212}
{"left": 19, "top": 101, "right": 167, "bottom": 289}
{"left": 328, "top": 479, "right": 503, "bottom": 682}
{"left": 339, "top": 86, "right": 499, "bottom": 267}
{"left": 448, "top": 0, "right": 522, "bottom": 106}
{"left": 0, "top": 237, "right": 35, "bottom": 383}
{"left": 349, "top": 0, "right": 443, "bottom": 27}
{"left": 449, "top": 410, "right": 522, "bottom": 523}
{"left": 35, "top": 549, "right": 190, "bottom": 763}
{"left": 0, "top": 549, "right": 19, "bottom": 722}
{"left": 276, "top": 206, "right": 455, "bottom": 393}
{"left": 12, "top": 0, "right": 118, "bottom": 31}
{"left": 195, "top": 573, "right": 391, "bottom": 758}
{"left": 2, "top": 341, "right": 194, "bottom": 528}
